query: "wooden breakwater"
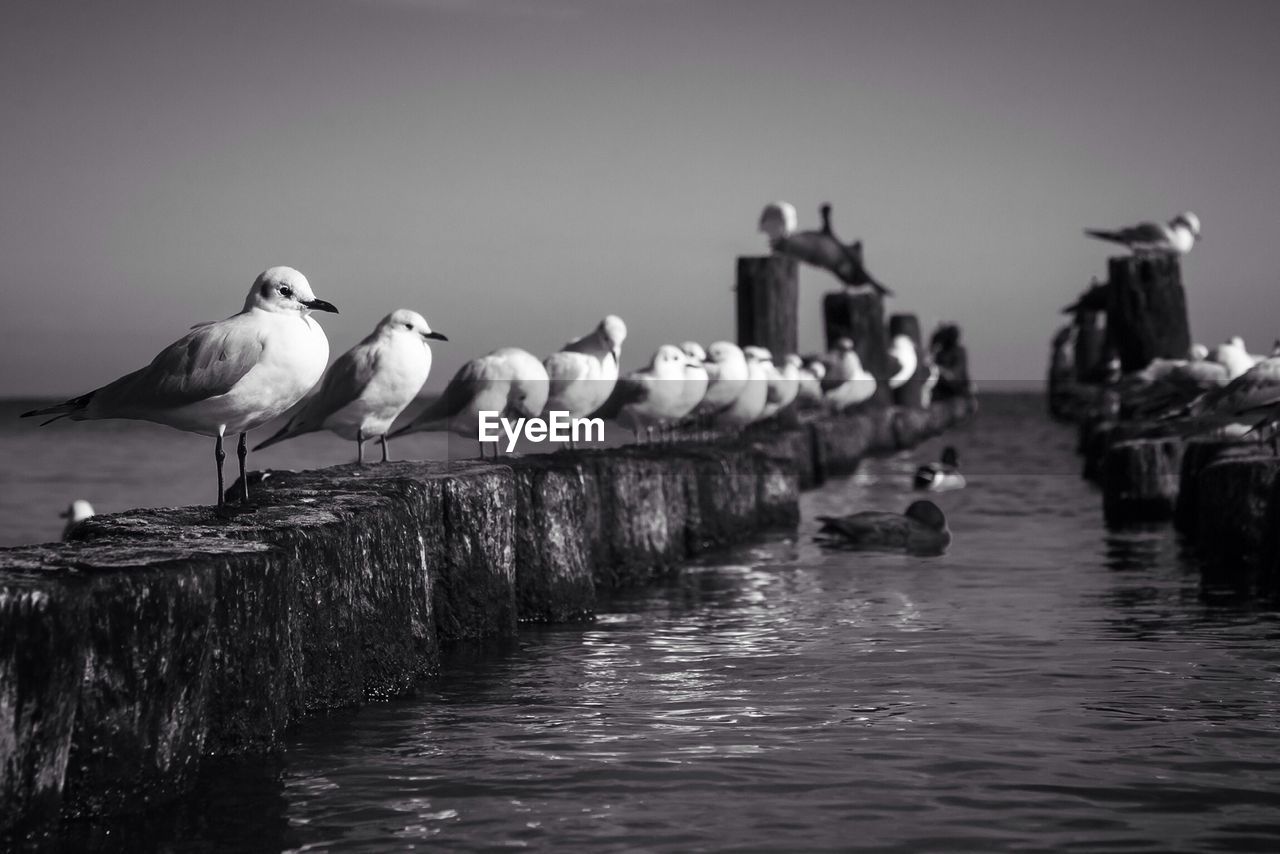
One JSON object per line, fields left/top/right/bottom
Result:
{"left": 0, "top": 397, "right": 975, "bottom": 834}
{"left": 1049, "top": 256, "right": 1277, "bottom": 596}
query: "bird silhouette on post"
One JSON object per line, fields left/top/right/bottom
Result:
{"left": 769, "top": 202, "right": 892, "bottom": 296}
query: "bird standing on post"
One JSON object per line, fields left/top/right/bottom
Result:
{"left": 22, "top": 266, "right": 338, "bottom": 508}
{"left": 543, "top": 316, "right": 627, "bottom": 448}
{"left": 1084, "top": 211, "right": 1201, "bottom": 256}
{"left": 255, "top": 309, "right": 445, "bottom": 464}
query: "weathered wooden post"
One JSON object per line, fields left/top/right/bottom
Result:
{"left": 736, "top": 255, "right": 798, "bottom": 358}
{"left": 823, "top": 290, "right": 891, "bottom": 404}
{"left": 888, "top": 313, "right": 928, "bottom": 408}
{"left": 1074, "top": 311, "right": 1108, "bottom": 383}
{"left": 1106, "top": 255, "right": 1192, "bottom": 372}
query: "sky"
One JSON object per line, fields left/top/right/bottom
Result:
{"left": 1, "top": 0, "right": 1278, "bottom": 396}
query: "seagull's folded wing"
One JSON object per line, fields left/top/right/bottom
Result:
{"left": 93, "top": 317, "right": 266, "bottom": 416}
{"left": 1118, "top": 222, "right": 1171, "bottom": 245}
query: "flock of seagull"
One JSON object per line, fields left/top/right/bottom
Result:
{"left": 22, "top": 250, "right": 930, "bottom": 508}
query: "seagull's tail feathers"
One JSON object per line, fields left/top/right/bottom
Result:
{"left": 21, "top": 391, "right": 95, "bottom": 426}
{"left": 1084, "top": 228, "right": 1126, "bottom": 245}
{"left": 252, "top": 422, "right": 297, "bottom": 452}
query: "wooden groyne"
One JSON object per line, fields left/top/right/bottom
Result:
{"left": 1049, "top": 255, "right": 1277, "bottom": 594}
{"left": 0, "top": 397, "right": 975, "bottom": 834}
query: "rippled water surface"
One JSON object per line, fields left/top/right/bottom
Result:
{"left": 41, "top": 395, "right": 1280, "bottom": 851}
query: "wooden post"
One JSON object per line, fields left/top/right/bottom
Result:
{"left": 736, "top": 256, "right": 798, "bottom": 358}
{"left": 888, "top": 313, "right": 927, "bottom": 408}
{"left": 823, "top": 290, "right": 891, "bottom": 404}
{"left": 1106, "top": 255, "right": 1191, "bottom": 372}
{"left": 1074, "top": 310, "right": 1107, "bottom": 383}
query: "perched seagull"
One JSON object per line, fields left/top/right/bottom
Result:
{"left": 745, "top": 346, "right": 798, "bottom": 421}
{"left": 1157, "top": 348, "right": 1280, "bottom": 439}
{"left": 254, "top": 309, "right": 445, "bottom": 464}
{"left": 489, "top": 346, "right": 551, "bottom": 418}
{"left": 695, "top": 341, "right": 750, "bottom": 419}
{"left": 676, "top": 342, "right": 711, "bottom": 435}
{"left": 888, "top": 334, "right": 918, "bottom": 390}
{"left": 1210, "top": 337, "right": 1257, "bottom": 380}
{"left": 390, "top": 353, "right": 514, "bottom": 459}
{"left": 59, "top": 499, "right": 95, "bottom": 540}
{"left": 22, "top": 266, "right": 337, "bottom": 506}
{"left": 714, "top": 348, "right": 770, "bottom": 431}
{"left": 822, "top": 338, "right": 877, "bottom": 411}
{"left": 792, "top": 355, "right": 825, "bottom": 407}
{"left": 544, "top": 315, "right": 627, "bottom": 432}
{"left": 758, "top": 201, "right": 799, "bottom": 243}
{"left": 595, "top": 345, "right": 693, "bottom": 442}
{"left": 1084, "top": 211, "right": 1201, "bottom": 256}
{"left": 770, "top": 203, "right": 892, "bottom": 296}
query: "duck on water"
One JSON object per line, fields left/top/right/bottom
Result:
{"left": 816, "top": 500, "right": 952, "bottom": 556}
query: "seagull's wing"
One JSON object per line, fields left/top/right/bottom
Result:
{"left": 395, "top": 358, "right": 501, "bottom": 435}
{"left": 590, "top": 374, "right": 649, "bottom": 420}
{"left": 91, "top": 314, "right": 267, "bottom": 417}
{"left": 544, "top": 350, "right": 594, "bottom": 386}
{"left": 772, "top": 231, "right": 846, "bottom": 270}
{"left": 1085, "top": 221, "right": 1169, "bottom": 247}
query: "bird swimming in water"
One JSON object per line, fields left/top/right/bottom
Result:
{"left": 59, "top": 499, "right": 95, "bottom": 540}
{"left": 254, "top": 309, "right": 445, "bottom": 464}
{"left": 1084, "top": 211, "right": 1201, "bottom": 257}
{"left": 22, "top": 266, "right": 338, "bottom": 507}
{"left": 914, "top": 447, "right": 966, "bottom": 492}
{"left": 815, "top": 500, "right": 951, "bottom": 555}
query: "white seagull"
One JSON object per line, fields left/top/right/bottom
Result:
{"left": 390, "top": 353, "right": 515, "bottom": 459}
{"left": 888, "top": 334, "right": 918, "bottom": 390}
{"left": 254, "top": 309, "right": 445, "bottom": 463}
{"left": 745, "top": 346, "right": 798, "bottom": 421}
{"left": 1084, "top": 211, "right": 1201, "bottom": 257}
{"left": 823, "top": 338, "right": 877, "bottom": 412}
{"left": 489, "top": 346, "right": 551, "bottom": 419}
{"left": 59, "top": 499, "right": 95, "bottom": 540}
{"left": 715, "top": 348, "right": 770, "bottom": 430}
{"left": 695, "top": 341, "right": 750, "bottom": 420}
{"left": 758, "top": 201, "right": 799, "bottom": 243}
{"left": 544, "top": 315, "right": 627, "bottom": 434}
{"left": 595, "top": 345, "right": 693, "bottom": 442}
{"left": 23, "top": 266, "right": 337, "bottom": 506}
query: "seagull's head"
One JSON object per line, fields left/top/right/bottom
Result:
{"left": 807, "top": 360, "right": 827, "bottom": 380}
{"left": 381, "top": 308, "right": 447, "bottom": 344}
{"left": 743, "top": 345, "right": 773, "bottom": 365}
{"left": 784, "top": 353, "right": 804, "bottom": 370}
{"left": 758, "top": 201, "right": 798, "bottom": 241}
{"left": 705, "top": 341, "right": 745, "bottom": 367}
{"left": 597, "top": 314, "right": 627, "bottom": 363}
{"left": 59, "top": 499, "right": 95, "bottom": 522}
{"left": 1172, "top": 211, "right": 1201, "bottom": 240}
{"left": 681, "top": 341, "right": 707, "bottom": 363}
{"left": 247, "top": 267, "right": 338, "bottom": 316}
{"left": 834, "top": 337, "right": 855, "bottom": 353}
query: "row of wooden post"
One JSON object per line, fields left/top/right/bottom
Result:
{"left": 735, "top": 255, "right": 928, "bottom": 408}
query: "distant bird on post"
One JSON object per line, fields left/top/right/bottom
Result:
{"left": 1084, "top": 211, "right": 1201, "bottom": 257}
{"left": 767, "top": 202, "right": 892, "bottom": 296}
{"left": 60, "top": 499, "right": 95, "bottom": 540}
{"left": 758, "top": 201, "right": 798, "bottom": 242}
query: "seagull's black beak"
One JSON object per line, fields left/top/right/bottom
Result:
{"left": 303, "top": 298, "right": 339, "bottom": 314}
{"left": 423, "top": 330, "right": 448, "bottom": 341}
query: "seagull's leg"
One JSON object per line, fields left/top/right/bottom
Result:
{"left": 380, "top": 434, "right": 390, "bottom": 463}
{"left": 237, "top": 433, "right": 249, "bottom": 503}
{"left": 215, "top": 432, "right": 226, "bottom": 507}
{"left": 356, "top": 428, "right": 365, "bottom": 466}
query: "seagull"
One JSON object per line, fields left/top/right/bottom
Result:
{"left": 594, "top": 345, "right": 693, "bottom": 442}
{"left": 1210, "top": 337, "right": 1257, "bottom": 380}
{"left": 489, "top": 346, "right": 551, "bottom": 418}
{"left": 758, "top": 201, "right": 799, "bottom": 243}
{"left": 888, "top": 334, "right": 918, "bottom": 390}
{"left": 745, "top": 346, "right": 798, "bottom": 421}
{"left": 59, "top": 499, "right": 95, "bottom": 540}
{"left": 694, "top": 341, "right": 750, "bottom": 420}
{"left": 1084, "top": 211, "right": 1201, "bottom": 256}
{"left": 770, "top": 203, "right": 892, "bottom": 296}
{"left": 254, "top": 309, "right": 445, "bottom": 463}
{"left": 390, "top": 353, "right": 515, "bottom": 459}
{"left": 676, "top": 342, "right": 711, "bottom": 436}
{"left": 544, "top": 316, "right": 627, "bottom": 439}
{"left": 714, "top": 348, "right": 770, "bottom": 431}
{"left": 822, "top": 338, "right": 877, "bottom": 411}
{"left": 792, "top": 355, "right": 825, "bottom": 407}
{"left": 1157, "top": 346, "right": 1280, "bottom": 439}
{"left": 22, "top": 266, "right": 337, "bottom": 506}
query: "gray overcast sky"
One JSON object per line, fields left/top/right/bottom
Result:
{"left": 2, "top": 0, "right": 1278, "bottom": 395}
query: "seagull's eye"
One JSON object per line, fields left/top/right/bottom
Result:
{"left": 279, "top": 286, "right": 293, "bottom": 298}
{"left": 405, "top": 323, "right": 414, "bottom": 330}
